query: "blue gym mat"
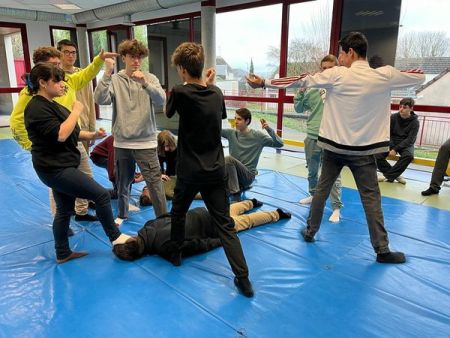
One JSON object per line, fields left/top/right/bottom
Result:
{"left": 0, "top": 139, "right": 449, "bottom": 338}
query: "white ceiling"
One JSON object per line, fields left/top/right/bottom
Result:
{"left": 0, "top": 0, "right": 129, "bottom": 14}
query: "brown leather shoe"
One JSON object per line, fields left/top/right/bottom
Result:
{"left": 57, "top": 251, "right": 88, "bottom": 264}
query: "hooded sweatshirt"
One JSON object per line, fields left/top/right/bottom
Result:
{"left": 390, "top": 111, "right": 420, "bottom": 152}
{"left": 94, "top": 70, "right": 166, "bottom": 149}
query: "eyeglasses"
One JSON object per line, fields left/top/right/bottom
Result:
{"left": 62, "top": 50, "right": 77, "bottom": 56}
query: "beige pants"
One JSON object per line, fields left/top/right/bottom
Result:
{"left": 231, "top": 200, "right": 280, "bottom": 232}
{"left": 49, "top": 142, "right": 93, "bottom": 215}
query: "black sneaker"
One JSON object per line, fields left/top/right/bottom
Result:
{"left": 376, "top": 251, "right": 406, "bottom": 264}
{"left": 276, "top": 208, "right": 291, "bottom": 219}
{"left": 251, "top": 198, "right": 263, "bottom": 208}
{"left": 234, "top": 277, "right": 254, "bottom": 297}
{"left": 421, "top": 187, "right": 439, "bottom": 196}
{"left": 75, "top": 214, "right": 98, "bottom": 222}
{"left": 301, "top": 228, "right": 315, "bottom": 242}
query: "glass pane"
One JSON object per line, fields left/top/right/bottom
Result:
{"left": 133, "top": 25, "right": 149, "bottom": 72}
{"left": 395, "top": 0, "right": 450, "bottom": 109}
{"left": 0, "top": 28, "right": 25, "bottom": 88}
{"left": 52, "top": 29, "right": 71, "bottom": 45}
{"left": 193, "top": 17, "right": 201, "bottom": 43}
{"left": 90, "top": 30, "right": 109, "bottom": 119}
{"left": 0, "top": 92, "right": 19, "bottom": 118}
{"left": 91, "top": 30, "right": 108, "bottom": 57}
{"left": 216, "top": 4, "right": 282, "bottom": 97}
{"left": 141, "top": 19, "right": 191, "bottom": 89}
{"left": 223, "top": 99, "right": 278, "bottom": 131}
{"left": 280, "top": 103, "right": 307, "bottom": 142}
{"left": 287, "top": 0, "right": 333, "bottom": 95}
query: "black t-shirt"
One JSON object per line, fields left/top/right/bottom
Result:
{"left": 158, "top": 149, "right": 177, "bottom": 176}
{"left": 24, "top": 95, "right": 80, "bottom": 172}
{"left": 166, "top": 83, "right": 227, "bottom": 183}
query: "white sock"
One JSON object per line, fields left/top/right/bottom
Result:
{"left": 128, "top": 203, "right": 140, "bottom": 212}
{"left": 112, "top": 233, "right": 131, "bottom": 246}
{"left": 329, "top": 209, "right": 340, "bottom": 223}
{"left": 299, "top": 196, "right": 313, "bottom": 205}
{"left": 115, "top": 217, "right": 125, "bottom": 226}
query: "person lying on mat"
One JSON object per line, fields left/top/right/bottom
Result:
{"left": 113, "top": 199, "right": 291, "bottom": 263}
{"left": 24, "top": 63, "right": 131, "bottom": 264}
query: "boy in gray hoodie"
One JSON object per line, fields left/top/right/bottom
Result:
{"left": 95, "top": 39, "right": 167, "bottom": 223}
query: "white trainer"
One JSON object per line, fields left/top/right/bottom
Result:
{"left": 329, "top": 209, "right": 341, "bottom": 223}
{"left": 128, "top": 203, "right": 141, "bottom": 212}
{"left": 299, "top": 196, "right": 313, "bottom": 205}
{"left": 377, "top": 173, "right": 387, "bottom": 182}
{"left": 114, "top": 217, "right": 125, "bottom": 226}
{"left": 395, "top": 176, "right": 407, "bottom": 184}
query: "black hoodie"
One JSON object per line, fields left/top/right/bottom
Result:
{"left": 390, "top": 111, "right": 420, "bottom": 152}
{"left": 137, "top": 208, "right": 222, "bottom": 261}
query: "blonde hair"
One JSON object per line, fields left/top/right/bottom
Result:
{"left": 157, "top": 130, "right": 177, "bottom": 156}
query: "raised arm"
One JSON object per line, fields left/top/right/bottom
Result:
{"left": 94, "top": 58, "right": 115, "bottom": 105}
{"left": 68, "top": 50, "right": 119, "bottom": 91}
{"left": 261, "top": 121, "right": 284, "bottom": 148}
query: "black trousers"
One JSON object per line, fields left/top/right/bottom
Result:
{"left": 375, "top": 146, "right": 414, "bottom": 181}
{"left": 36, "top": 167, "right": 121, "bottom": 260}
{"left": 170, "top": 178, "right": 249, "bottom": 278}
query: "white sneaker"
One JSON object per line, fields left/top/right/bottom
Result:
{"left": 329, "top": 209, "right": 340, "bottom": 223}
{"left": 299, "top": 196, "right": 313, "bottom": 205}
{"left": 395, "top": 176, "right": 407, "bottom": 184}
{"left": 377, "top": 174, "right": 387, "bottom": 182}
{"left": 128, "top": 203, "right": 141, "bottom": 212}
{"left": 115, "top": 217, "right": 125, "bottom": 226}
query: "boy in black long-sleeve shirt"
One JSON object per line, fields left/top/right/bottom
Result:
{"left": 165, "top": 42, "right": 253, "bottom": 297}
{"left": 376, "top": 97, "right": 420, "bottom": 184}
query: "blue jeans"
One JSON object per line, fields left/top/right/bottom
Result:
{"left": 36, "top": 167, "right": 121, "bottom": 260}
{"left": 305, "top": 150, "right": 390, "bottom": 254}
{"left": 304, "top": 137, "right": 343, "bottom": 210}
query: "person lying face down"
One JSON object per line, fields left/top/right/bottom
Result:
{"left": 113, "top": 199, "right": 291, "bottom": 263}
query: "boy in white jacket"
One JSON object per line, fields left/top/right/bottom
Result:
{"left": 248, "top": 32, "right": 425, "bottom": 264}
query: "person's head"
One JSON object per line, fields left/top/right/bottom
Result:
{"left": 118, "top": 39, "right": 148, "bottom": 73}
{"left": 368, "top": 55, "right": 385, "bottom": 69}
{"left": 235, "top": 108, "right": 252, "bottom": 131}
{"left": 320, "top": 54, "right": 339, "bottom": 71}
{"left": 32, "top": 46, "right": 62, "bottom": 66}
{"left": 399, "top": 97, "right": 414, "bottom": 118}
{"left": 157, "top": 130, "right": 177, "bottom": 156}
{"left": 27, "top": 63, "right": 66, "bottom": 97}
{"left": 57, "top": 39, "right": 78, "bottom": 68}
{"left": 139, "top": 186, "right": 152, "bottom": 206}
{"left": 338, "top": 32, "right": 368, "bottom": 67}
{"left": 171, "top": 42, "right": 204, "bottom": 81}
{"left": 112, "top": 237, "right": 142, "bottom": 261}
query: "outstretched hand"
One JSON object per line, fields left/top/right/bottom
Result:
{"left": 99, "top": 49, "right": 120, "bottom": 61}
{"left": 246, "top": 74, "right": 264, "bottom": 88}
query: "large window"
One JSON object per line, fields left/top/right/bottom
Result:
{"left": 216, "top": 4, "right": 282, "bottom": 98}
